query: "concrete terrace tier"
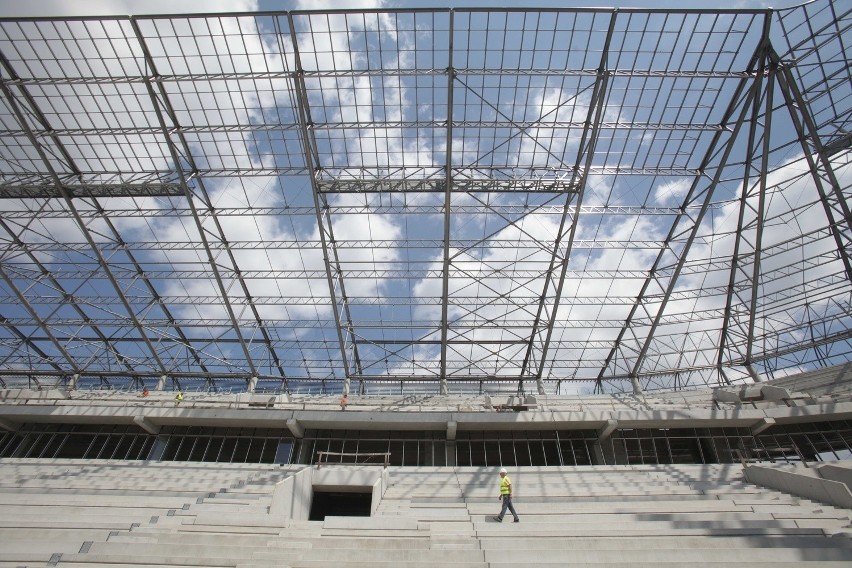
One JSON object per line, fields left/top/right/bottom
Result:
{"left": 0, "top": 460, "right": 851, "bottom": 567}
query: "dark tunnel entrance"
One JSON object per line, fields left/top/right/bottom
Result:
{"left": 308, "top": 489, "right": 372, "bottom": 521}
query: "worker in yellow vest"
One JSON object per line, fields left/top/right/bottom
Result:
{"left": 493, "top": 467, "right": 519, "bottom": 522}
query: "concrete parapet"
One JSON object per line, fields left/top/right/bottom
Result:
{"left": 745, "top": 463, "right": 852, "bottom": 510}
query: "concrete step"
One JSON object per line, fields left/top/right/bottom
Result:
{"left": 481, "top": 547, "right": 852, "bottom": 563}
{"left": 51, "top": 553, "right": 237, "bottom": 567}
{"left": 464, "top": 512, "right": 844, "bottom": 523}
{"left": 463, "top": 501, "right": 760, "bottom": 514}
{"left": 242, "top": 563, "right": 482, "bottom": 568}
{"left": 0, "top": 494, "right": 196, "bottom": 507}
{"left": 132, "top": 525, "right": 288, "bottom": 536}
{"left": 467, "top": 518, "right": 842, "bottom": 530}
{"left": 0, "top": 520, "right": 142, "bottom": 530}
{"left": 63, "top": 547, "right": 486, "bottom": 565}
{"left": 0, "top": 552, "right": 56, "bottom": 564}
{"left": 465, "top": 526, "right": 833, "bottom": 537}
{"left": 487, "top": 563, "right": 852, "bottom": 568}
{"left": 0, "top": 505, "right": 187, "bottom": 518}
{"left": 251, "top": 548, "right": 486, "bottom": 562}
{"left": 183, "top": 513, "right": 311, "bottom": 528}
{"left": 477, "top": 535, "right": 852, "bottom": 550}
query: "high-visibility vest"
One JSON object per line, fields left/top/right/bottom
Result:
{"left": 500, "top": 475, "right": 511, "bottom": 495}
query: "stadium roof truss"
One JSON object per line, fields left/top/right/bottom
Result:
{"left": 0, "top": 0, "right": 849, "bottom": 395}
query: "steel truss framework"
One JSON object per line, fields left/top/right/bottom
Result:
{"left": 0, "top": 1, "right": 849, "bottom": 395}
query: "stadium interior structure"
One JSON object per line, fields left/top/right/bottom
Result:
{"left": 1, "top": 1, "right": 852, "bottom": 566}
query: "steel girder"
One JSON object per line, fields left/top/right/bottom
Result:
{"left": 0, "top": 4, "right": 849, "bottom": 393}
{"left": 595, "top": 15, "right": 774, "bottom": 392}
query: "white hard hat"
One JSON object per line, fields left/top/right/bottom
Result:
{"left": 499, "top": 468, "right": 507, "bottom": 474}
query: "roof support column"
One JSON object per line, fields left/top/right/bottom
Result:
{"left": 439, "top": 10, "right": 456, "bottom": 396}
{"left": 718, "top": 21, "right": 775, "bottom": 379}
{"left": 770, "top": 49, "right": 852, "bottom": 282}
{"left": 596, "top": 37, "right": 770, "bottom": 391}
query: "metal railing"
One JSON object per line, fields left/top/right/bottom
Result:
{"left": 315, "top": 451, "right": 390, "bottom": 469}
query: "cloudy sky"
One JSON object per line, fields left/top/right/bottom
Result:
{"left": 0, "top": 0, "right": 780, "bottom": 18}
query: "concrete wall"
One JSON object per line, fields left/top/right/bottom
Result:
{"left": 744, "top": 462, "right": 852, "bottom": 509}
{"left": 270, "top": 466, "right": 388, "bottom": 519}
{"left": 270, "top": 466, "right": 314, "bottom": 519}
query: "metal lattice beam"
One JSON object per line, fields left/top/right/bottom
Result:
{"left": 0, "top": 4, "right": 848, "bottom": 392}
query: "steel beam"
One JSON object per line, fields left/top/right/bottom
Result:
{"left": 0, "top": 49, "right": 169, "bottom": 378}
{"left": 0, "top": 267, "right": 79, "bottom": 375}
{"left": 284, "top": 14, "right": 362, "bottom": 395}
{"left": 520, "top": 12, "right": 618, "bottom": 394}
{"left": 596, "top": 40, "right": 770, "bottom": 390}
{"left": 439, "top": 11, "right": 456, "bottom": 395}
{"left": 718, "top": 41, "right": 775, "bottom": 376}
{"left": 770, "top": 49, "right": 852, "bottom": 283}
{"left": 0, "top": 311, "right": 65, "bottom": 374}
{"left": 130, "top": 18, "right": 275, "bottom": 385}
{"left": 0, "top": 218, "right": 141, "bottom": 378}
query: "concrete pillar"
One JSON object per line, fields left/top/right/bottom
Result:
{"left": 68, "top": 373, "right": 79, "bottom": 390}
{"left": 156, "top": 375, "right": 167, "bottom": 391}
{"left": 591, "top": 441, "right": 607, "bottom": 465}
{"left": 597, "top": 419, "right": 618, "bottom": 442}
{"left": 343, "top": 376, "right": 351, "bottom": 396}
{"left": 536, "top": 376, "right": 546, "bottom": 396}
{"left": 148, "top": 436, "right": 168, "bottom": 461}
{"left": 133, "top": 415, "right": 160, "bottom": 435}
{"left": 445, "top": 441, "right": 457, "bottom": 467}
{"left": 747, "top": 364, "right": 765, "bottom": 382}
{"left": 751, "top": 417, "right": 776, "bottom": 436}
{"left": 440, "top": 378, "right": 448, "bottom": 395}
{"left": 446, "top": 420, "right": 457, "bottom": 442}
{"left": 630, "top": 375, "right": 643, "bottom": 395}
{"left": 248, "top": 375, "right": 258, "bottom": 393}
{"left": 286, "top": 418, "right": 305, "bottom": 439}
{"left": 593, "top": 420, "right": 620, "bottom": 465}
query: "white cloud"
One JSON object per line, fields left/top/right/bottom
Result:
{"left": 653, "top": 178, "right": 691, "bottom": 203}
{"left": 0, "top": 0, "right": 259, "bottom": 17}
{"left": 293, "top": 0, "right": 387, "bottom": 10}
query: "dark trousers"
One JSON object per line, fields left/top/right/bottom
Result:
{"left": 498, "top": 494, "right": 518, "bottom": 521}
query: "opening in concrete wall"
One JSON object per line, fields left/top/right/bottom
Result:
{"left": 309, "top": 488, "right": 372, "bottom": 521}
